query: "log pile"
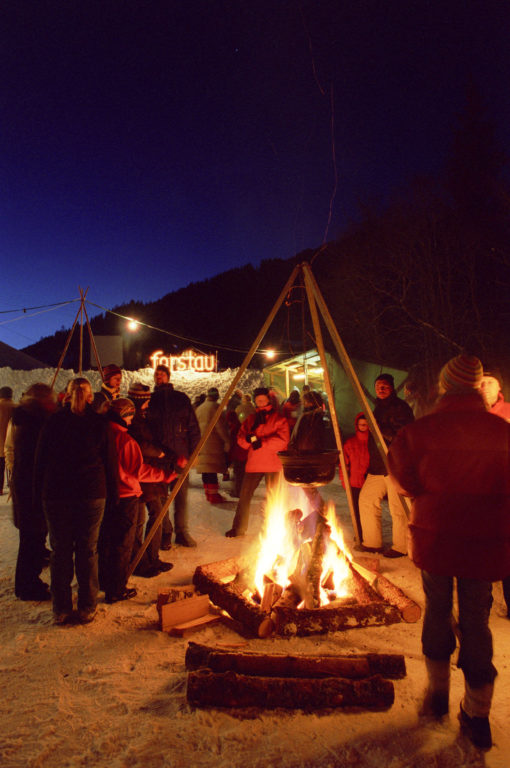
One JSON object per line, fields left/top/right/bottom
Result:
{"left": 185, "top": 642, "right": 405, "bottom": 710}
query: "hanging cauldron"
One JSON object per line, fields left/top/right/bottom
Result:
{"left": 278, "top": 449, "right": 340, "bottom": 487}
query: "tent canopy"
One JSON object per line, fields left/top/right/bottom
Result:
{"left": 264, "top": 349, "right": 408, "bottom": 437}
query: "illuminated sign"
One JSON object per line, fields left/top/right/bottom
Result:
{"left": 150, "top": 349, "right": 217, "bottom": 373}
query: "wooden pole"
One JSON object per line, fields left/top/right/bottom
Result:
{"left": 302, "top": 264, "right": 410, "bottom": 518}
{"left": 78, "top": 287, "right": 85, "bottom": 374}
{"left": 302, "top": 266, "right": 361, "bottom": 543}
{"left": 82, "top": 300, "right": 104, "bottom": 380}
{"left": 50, "top": 292, "right": 87, "bottom": 389}
{"left": 127, "top": 263, "right": 302, "bottom": 577}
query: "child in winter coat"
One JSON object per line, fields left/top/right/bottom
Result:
{"left": 340, "top": 413, "right": 369, "bottom": 542}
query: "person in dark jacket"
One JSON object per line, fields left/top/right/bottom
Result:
{"left": 35, "top": 378, "right": 117, "bottom": 624}
{"left": 388, "top": 355, "right": 510, "bottom": 750}
{"left": 0, "top": 385, "right": 15, "bottom": 495}
{"left": 92, "top": 363, "right": 122, "bottom": 414}
{"left": 11, "top": 384, "right": 57, "bottom": 601}
{"left": 358, "top": 373, "right": 414, "bottom": 557}
{"left": 147, "top": 365, "right": 200, "bottom": 547}
{"left": 127, "top": 382, "right": 177, "bottom": 577}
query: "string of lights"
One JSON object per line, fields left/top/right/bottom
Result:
{"left": 86, "top": 300, "right": 273, "bottom": 356}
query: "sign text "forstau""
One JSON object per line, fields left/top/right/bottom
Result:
{"left": 150, "top": 349, "right": 217, "bottom": 373}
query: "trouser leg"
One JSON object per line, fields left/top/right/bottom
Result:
{"left": 457, "top": 577, "right": 496, "bottom": 688}
{"left": 421, "top": 570, "right": 457, "bottom": 661}
{"left": 15, "top": 525, "right": 47, "bottom": 596}
{"left": 144, "top": 496, "right": 165, "bottom": 564}
{"left": 358, "top": 474, "right": 386, "bottom": 548}
{"left": 0, "top": 456, "right": 5, "bottom": 493}
{"left": 103, "top": 496, "right": 139, "bottom": 598}
{"left": 45, "top": 500, "right": 75, "bottom": 614}
{"left": 231, "top": 473, "right": 263, "bottom": 534}
{"left": 74, "top": 499, "right": 105, "bottom": 612}
{"left": 351, "top": 487, "right": 362, "bottom": 542}
{"left": 173, "top": 475, "right": 190, "bottom": 534}
{"left": 386, "top": 475, "right": 408, "bottom": 554}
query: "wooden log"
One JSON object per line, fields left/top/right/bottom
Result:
{"left": 374, "top": 573, "right": 422, "bottom": 623}
{"left": 304, "top": 514, "right": 330, "bottom": 608}
{"left": 185, "top": 642, "right": 406, "bottom": 679}
{"left": 193, "top": 563, "right": 275, "bottom": 638}
{"left": 168, "top": 614, "right": 222, "bottom": 637}
{"left": 272, "top": 601, "right": 401, "bottom": 636}
{"left": 186, "top": 669, "right": 395, "bottom": 710}
{"left": 347, "top": 561, "right": 381, "bottom": 604}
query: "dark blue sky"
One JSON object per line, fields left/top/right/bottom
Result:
{"left": 1, "top": 0, "right": 509, "bottom": 349}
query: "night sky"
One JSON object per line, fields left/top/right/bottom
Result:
{"left": 1, "top": 1, "right": 509, "bottom": 350}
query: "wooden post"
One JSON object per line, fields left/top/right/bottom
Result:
{"left": 302, "top": 266, "right": 361, "bottom": 543}
{"left": 127, "top": 264, "right": 302, "bottom": 577}
{"left": 302, "top": 263, "right": 410, "bottom": 519}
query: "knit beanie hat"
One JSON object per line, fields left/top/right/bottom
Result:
{"left": 128, "top": 382, "right": 151, "bottom": 404}
{"left": 439, "top": 354, "right": 483, "bottom": 392}
{"left": 253, "top": 387, "right": 269, "bottom": 398}
{"left": 103, "top": 363, "right": 122, "bottom": 382}
{"left": 375, "top": 373, "right": 394, "bottom": 388}
{"left": 207, "top": 387, "right": 219, "bottom": 399}
{"left": 110, "top": 397, "right": 135, "bottom": 419}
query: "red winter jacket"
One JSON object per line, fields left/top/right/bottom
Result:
{"left": 237, "top": 408, "right": 290, "bottom": 473}
{"left": 340, "top": 413, "right": 369, "bottom": 488}
{"left": 109, "top": 421, "right": 175, "bottom": 498}
{"left": 388, "top": 391, "right": 510, "bottom": 581}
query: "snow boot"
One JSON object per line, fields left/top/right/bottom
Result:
{"left": 208, "top": 483, "right": 227, "bottom": 503}
{"left": 420, "top": 658, "right": 450, "bottom": 718}
{"left": 459, "top": 681, "right": 494, "bottom": 750}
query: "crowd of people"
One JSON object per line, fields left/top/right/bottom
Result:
{"left": 1, "top": 353, "right": 510, "bottom": 750}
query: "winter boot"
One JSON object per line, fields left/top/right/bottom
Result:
{"left": 459, "top": 681, "right": 494, "bottom": 750}
{"left": 420, "top": 658, "right": 450, "bottom": 718}
{"left": 208, "top": 483, "right": 227, "bottom": 504}
{"left": 203, "top": 483, "right": 213, "bottom": 502}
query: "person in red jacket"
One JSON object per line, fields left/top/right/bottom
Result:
{"left": 388, "top": 355, "right": 510, "bottom": 750}
{"left": 225, "top": 387, "right": 289, "bottom": 537}
{"left": 99, "top": 398, "right": 177, "bottom": 604}
{"left": 339, "top": 413, "right": 369, "bottom": 542}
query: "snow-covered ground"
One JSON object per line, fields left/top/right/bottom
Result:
{"left": 1, "top": 367, "right": 509, "bottom": 767}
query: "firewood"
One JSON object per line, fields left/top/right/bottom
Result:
{"left": 160, "top": 594, "right": 210, "bottom": 632}
{"left": 157, "top": 585, "right": 196, "bottom": 619}
{"left": 374, "top": 573, "right": 422, "bottom": 623}
{"left": 193, "top": 562, "right": 275, "bottom": 638}
{"left": 186, "top": 669, "right": 395, "bottom": 710}
{"left": 185, "top": 642, "right": 406, "bottom": 679}
{"left": 272, "top": 601, "right": 401, "bottom": 636}
{"left": 304, "top": 514, "right": 330, "bottom": 608}
{"left": 168, "top": 614, "right": 222, "bottom": 637}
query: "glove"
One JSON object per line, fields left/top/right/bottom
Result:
{"left": 248, "top": 433, "right": 262, "bottom": 450}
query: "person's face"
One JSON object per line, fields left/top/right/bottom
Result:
{"left": 375, "top": 380, "right": 393, "bottom": 399}
{"left": 357, "top": 418, "right": 368, "bottom": 432}
{"left": 480, "top": 376, "right": 500, "bottom": 407}
{"left": 108, "top": 374, "right": 122, "bottom": 391}
{"left": 255, "top": 395, "right": 271, "bottom": 410}
{"left": 154, "top": 370, "right": 169, "bottom": 386}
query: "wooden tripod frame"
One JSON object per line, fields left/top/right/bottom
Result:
{"left": 128, "top": 262, "right": 407, "bottom": 576}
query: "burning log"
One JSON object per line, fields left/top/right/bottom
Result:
{"left": 272, "top": 600, "right": 401, "bottom": 636}
{"left": 186, "top": 669, "right": 395, "bottom": 710}
{"left": 185, "top": 642, "right": 406, "bottom": 679}
{"left": 193, "top": 559, "right": 274, "bottom": 638}
{"left": 373, "top": 573, "right": 422, "bottom": 623}
{"left": 304, "top": 513, "right": 330, "bottom": 609}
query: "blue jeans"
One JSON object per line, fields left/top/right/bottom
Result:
{"left": 45, "top": 498, "right": 105, "bottom": 613}
{"left": 421, "top": 570, "right": 497, "bottom": 688}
